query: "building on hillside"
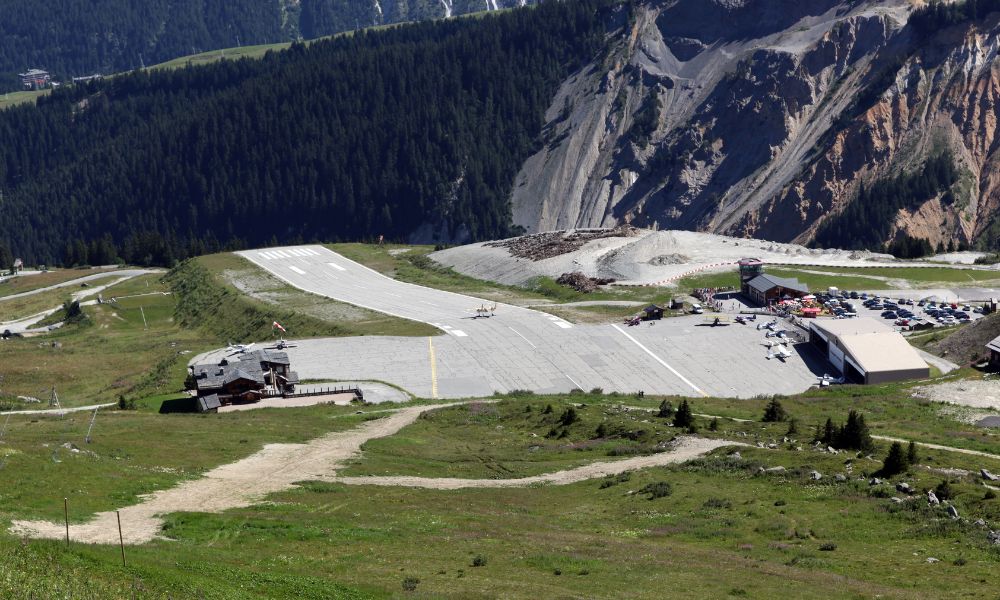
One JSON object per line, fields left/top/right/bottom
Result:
{"left": 71, "top": 74, "right": 103, "bottom": 84}
{"left": 987, "top": 335, "right": 1000, "bottom": 370}
{"left": 743, "top": 273, "right": 809, "bottom": 306}
{"left": 19, "top": 69, "right": 50, "bottom": 90}
{"left": 189, "top": 349, "right": 299, "bottom": 412}
{"left": 808, "top": 318, "right": 929, "bottom": 384}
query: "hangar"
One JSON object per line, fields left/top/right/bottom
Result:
{"left": 808, "top": 318, "right": 929, "bottom": 384}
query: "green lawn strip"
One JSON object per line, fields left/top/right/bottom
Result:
{"left": 780, "top": 265, "right": 1000, "bottom": 285}
{"left": 0, "top": 405, "right": 373, "bottom": 524}
{"left": 766, "top": 267, "right": 893, "bottom": 291}
{"left": 0, "top": 88, "right": 48, "bottom": 110}
{"left": 339, "top": 398, "right": 679, "bottom": 479}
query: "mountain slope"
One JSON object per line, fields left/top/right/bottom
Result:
{"left": 512, "top": 0, "right": 1000, "bottom": 253}
{"left": 0, "top": 1, "right": 614, "bottom": 266}
{"left": 0, "top": 0, "right": 534, "bottom": 91}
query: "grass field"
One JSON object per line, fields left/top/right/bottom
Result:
{"left": 2, "top": 392, "right": 999, "bottom": 598}
{"left": 0, "top": 88, "right": 48, "bottom": 110}
{"left": 0, "top": 274, "right": 125, "bottom": 321}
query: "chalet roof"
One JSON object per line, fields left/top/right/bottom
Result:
{"left": 746, "top": 274, "right": 809, "bottom": 294}
{"left": 192, "top": 348, "right": 292, "bottom": 392}
{"left": 643, "top": 304, "right": 663, "bottom": 313}
{"left": 987, "top": 335, "right": 1000, "bottom": 354}
{"left": 197, "top": 394, "right": 222, "bottom": 413}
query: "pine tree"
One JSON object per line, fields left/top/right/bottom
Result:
{"left": 673, "top": 399, "right": 693, "bottom": 429}
{"left": 879, "top": 442, "right": 908, "bottom": 477}
{"left": 657, "top": 400, "right": 674, "bottom": 419}
{"left": 762, "top": 398, "right": 787, "bottom": 422}
{"left": 907, "top": 440, "right": 919, "bottom": 466}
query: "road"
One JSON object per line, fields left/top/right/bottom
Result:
{"left": 206, "top": 245, "right": 827, "bottom": 399}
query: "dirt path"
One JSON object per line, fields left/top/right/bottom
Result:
{"left": 10, "top": 403, "right": 455, "bottom": 545}
{"left": 335, "top": 437, "right": 739, "bottom": 490}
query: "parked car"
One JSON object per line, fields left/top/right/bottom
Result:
{"left": 895, "top": 318, "right": 910, "bottom": 326}
{"left": 881, "top": 310, "right": 898, "bottom": 319}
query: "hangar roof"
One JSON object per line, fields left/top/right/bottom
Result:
{"left": 810, "top": 318, "right": 928, "bottom": 374}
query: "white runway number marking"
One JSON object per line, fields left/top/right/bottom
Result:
{"left": 289, "top": 266, "right": 306, "bottom": 275}
{"left": 327, "top": 262, "right": 347, "bottom": 272}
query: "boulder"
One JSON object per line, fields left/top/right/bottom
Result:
{"left": 762, "top": 466, "right": 786, "bottom": 474}
{"left": 869, "top": 478, "right": 882, "bottom": 486}
{"left": 890, "top": 497, "right": 903, "bottom": 504}
{"left": 834, "top": 474, "right": 847, "bottom": 482}
{"left": 927, "top": 491, "right": 940, "bottom": 505}
{"left": 987, "top": 530, "right": 1000, "bottom": 545}
{"left": 926, "top": 557, "right": 940, "bottom": 564}
{"left": 973, "top": 519, "right": 987, "bottom": 528}
{"left": 981, "top": 469, "right": 999, "bottom": 482}
{"left": 809, "top": 470, "right": 822, "bottom": 481}
{"left": 896, "top": 482, "right": 912, "bottom": 494}
{"left": 730, "top": 451, "right": 742, "bottom": 460}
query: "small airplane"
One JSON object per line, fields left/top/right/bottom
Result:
{"left": 624, "top": 315, "right": 641, "bottom": 327}
{"left": 764, "top": 329, "right": 789, "bottom": 338}
{"left": 705, "top": 316, "right": 731, "bottom": 327}
{"left": 735, "top": 315, "right": 756, "bottom": 325}
{"left": 471, "top": 303, "right": 497, "bottom": 319}
{"left": 766, "top": 345, "right": 793, "bottom": 361}
{"left": 818, "top": 373, "right": 845, "bottom": 386}
{"left": 757, "top": 319, "right": 779, "bottom": 331}
{"left": 266, "top": 338, "right": 297, "bottom": 350}
{"left": 226, "top": 342, "right": 254, "bottom": 355}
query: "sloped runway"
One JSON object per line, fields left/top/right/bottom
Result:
{"left": 215, "top": 245, "right": 825, "bottom": 399}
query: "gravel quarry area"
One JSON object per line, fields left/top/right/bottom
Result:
{"left": 913, "top": 379, "right": 1000, "bottom": 411}
{"left": 430, "top": 229, "right": 997, "bottom": 287}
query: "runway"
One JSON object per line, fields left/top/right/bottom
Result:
{"left": 203, "top": 245, "right": 827, "bottom": 399}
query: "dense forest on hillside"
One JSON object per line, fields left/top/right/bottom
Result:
{"left": 0, "top": 0, "right": 536, "bottom": 91}
{"left": 812, "top": 153, "right": 960, "bottom": 255}
{"left": 0, "top": 0, "right": 615, "bottom": 266}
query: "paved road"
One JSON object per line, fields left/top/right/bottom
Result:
{"left": 210, "top": 245, "right": 826, "bottom": 400}
{"left": 0, "top": 269, "right": 160, "bottom": 303}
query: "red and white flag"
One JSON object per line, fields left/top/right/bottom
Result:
{"left": 272, "top": 321, "right": 286, "bottom": 333}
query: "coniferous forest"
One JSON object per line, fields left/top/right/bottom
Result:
{"left": 0, "top": 0, "right": 538, "bottom": 91}
{"left": 0, "top": 1, "right": 614, "bottom": 266}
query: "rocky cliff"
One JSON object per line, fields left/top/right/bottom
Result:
{"left": 512, "top": 0, "right": 1000, "bottom": 251}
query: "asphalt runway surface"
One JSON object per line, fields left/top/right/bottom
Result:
{"left": 208, "top": 245, "right": 834, "bottom": 400}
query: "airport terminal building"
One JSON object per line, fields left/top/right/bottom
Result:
{"left": 808, "top": 318, "right": 929, "bottom": 384}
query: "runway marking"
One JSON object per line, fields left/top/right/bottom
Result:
{"left": 289, "top": 266, "right": 306, "bottom": 275}
{"left": 611, "top": 324, "right": 707, "bottom": 397}
{"left": 428, "top": 337, "right": 438, "bottom": 399}
{"left": 451, "top": 330, "right": 468, "bottom": 337}
{"left": 565, "top": 373, "right": 583, "bottom": 390}
{"left": 554, "top": 322, "right": 572, "bottom": 329}
{"left": 302, "top": 248, "right": 320, "bottom": 256}
{"left": 327, "top": 262, "right": 347, "bottom": 272}
{"left": 274, "top": 250, "right": 290, "bottom": 258}
{"left": 258, "top": 252, "right": 273, "bottom": 260}
{"left": 507, "top": 326, "right": 536, "bottom": 349}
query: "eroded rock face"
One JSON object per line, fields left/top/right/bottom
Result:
{"left": 512, "top": 0, "right": 1000, "bottom": 250}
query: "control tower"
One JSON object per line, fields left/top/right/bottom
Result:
{"left": 738, "top": 258, "right": 764, "bottom": 293}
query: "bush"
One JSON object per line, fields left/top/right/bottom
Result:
{"left": 471, "top": 554, "right": 487, "bottom": 567}
{"left": 594, "top": 422, "right": 608, "bottom": 438}
{"left": 708, "top": 418, "right": 719, "bottom": 431}
{"left": 934, "top": 480, "right": 954, "bottom": 501}
{"left": 762, "top": 398, "right": 787, "bottom": 422}
{"left": 402, "top": 577, "right": 419, "bottom": 592}
{"left": 703, "top": 497, "right": 732, "bottom": 509}
{"left": 559, "top": 407, "right": 579, "bottom": 426}
{"left": 640, "top": 481, "right": 673, "bottom": 499}
{"left": 543, "top": 404, "right": 553, "bottom": 415}
{"left": 907, "top": 441, "right": 919, "bottom": 466}
{"left": 819, "top": 542, "right": 837, "bottom": 552}
{"left": 117, "top": 395, "right": 136, "bottom": 410}
{"left": 590, "top": 387, "right": 604, "bottom": 395}
{"left": 786, "top": 419, "right": 799, "bottom": 436}
{"left": 984, "top": 489, "right": 996, "bottom": 500}
{"left": 673, "top": 400, "right": 693, "bottom": 428}
{"left": 657, "top": 400, "right": 674, "bottom": 419}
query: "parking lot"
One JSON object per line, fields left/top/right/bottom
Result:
{"left": 189, "top": 246, "right": 834, "bottom": 400}
{"left": 813, "top": 289, "right": 989, "bottom": 331}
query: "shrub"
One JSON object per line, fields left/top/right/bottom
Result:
{"left": 907, "top": 441, "right": 919, "bottom": 466}
{"left": 559, "top": 407, "right": 579, "bottom": 426}
{"left": 543, "top": 404, "right": 553, "bottom": 415}
{"left": 590, "top": 387, "right": 604, "bottom": 395}
{"left": 786, "top": 419, "right": 799, "bottom": 436}
{"left": 673, "top": 400, "right": 693, "bottom": 428}
{"left": 703, "top": 497, "right": 732, "bottom": 509}
{"left": 471, "top": 554, "right": 487, "bottom": 567}
{"left": 934, "top": 480, "right": 954, "bottom": 501}
{"left": 708, "top": 418, "right": 719, "bottom": 431}
{"left": 819, "top": 542, "right": 837, "bottom": 552}
{"left": 402, "top": 577, "right": 419, "bottom": 592}
{"left": 984, "top": 490, "right": 996, "bottom": 500}
{"left": 657, "top": 400, "right": 674, "bottom": 418}
{"left": 594, "top": 422, "right": 608, "bottom": 438}
{"left": 640, "top": 481, "right": 673, "bottom": 499}
{"left": 762, "top": 398, "right": 787, "bottom": 422}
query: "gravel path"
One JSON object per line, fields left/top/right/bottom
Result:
{"left": 10, "top": 403, "right": 456, "bottom": 545}
{"left": 335, "top": 437, "right": 739, "bottom": 490}
{"left": 912, "top": 379, "right": 1000, "bottom": 410}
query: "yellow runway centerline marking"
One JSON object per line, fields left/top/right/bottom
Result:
{"left": 428, "top": 337, "right": 439, "bottom": 399}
